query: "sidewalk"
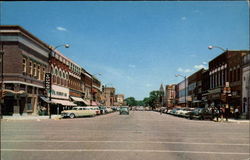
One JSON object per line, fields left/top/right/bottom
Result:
{"left": 1, "top": 115, "right": 62, "bottom": 121}
{"left": 213, "top": 118, "right": 250, "bottom": 123}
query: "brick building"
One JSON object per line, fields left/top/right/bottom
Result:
{"left": 207, "top": 50, "right": 248, "bottom": 111}
{"left": 0, "top": 25, "right": 50, "bottom": 116}
{"left": 165, "top": 84, "right": 176, "bottom": 109}
{"left": 49, "top": 49, "right": 76, "bottom": 114}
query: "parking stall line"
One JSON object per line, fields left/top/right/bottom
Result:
{"left": 1, "top": 149, "right": 249, "bottom": 155}
{"left": 1, "top": 140, "right": 249, "bottom": 146}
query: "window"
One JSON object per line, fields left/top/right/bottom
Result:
{"left": 22, "top": 58, "right": 26, "bottom": 73}
{"left": 237, "top": 68, "right": 241, "bottom": 81}
{"left": 42, "top": 67, "right": 45, "bottom": 80}
{"left": 37, "top": 65, "right": 40, "bottom": 80}
{"left": 33, "top": 63, "right": 37, "bottom": 77}
{"left": 29, "top": 61, "right": 33, "bottom": 75}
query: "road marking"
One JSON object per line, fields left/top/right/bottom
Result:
{"left": 1, "top": 140, "right": 249, "bottom": 146}
{"left": 1, "top": 149, "right": 249, "bottom": 155}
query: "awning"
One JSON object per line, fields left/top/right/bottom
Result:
{"left": 91, "top": 101, "right": 98, "bottom": 106}
{"left": 70, "top": 96, "right": 84, "bottom": 102}
{"left": 40, "top": 96, "right": 51, "bottom": 103}
{"left": 192, "top": 100, "right": 202, "bottom": 103}
{"left": 83, "top": 99, "right": 90, "bottom": 105}
{"left": 51, "top": 99, "right": 77, "bottom": 106}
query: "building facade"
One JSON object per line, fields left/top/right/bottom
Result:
{"left": 165, "top": 84, "right": 176, "bottom": 109}
{"left": 207, "top": 50, "right": 247, "bottom": 112}
{"left": 103, "top": 87, "right": 115, "bottom": 106}
{"left": 0, "top": 25, "right": 50, "bottom": 116}
{"left": 188, "top": 69, "right": 204, "bottom": 108}
{"left": 242, "top": 51, "right": 250, "bottom": 118}
{"left": 115, "top": 94, "right": 124, "bottom": 106}
{"left": 177, "top": 79, "right": 188, "bottom": 107}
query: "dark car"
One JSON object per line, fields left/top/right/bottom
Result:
{"left": 119, "top": 106, "right": 129, "bottom": 115}
{"left": 189, "top": 108, "right": 213, "bottom": 120}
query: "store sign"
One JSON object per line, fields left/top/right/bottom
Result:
{"left": 45, "top": 73, "right": 51, "bottom": 90}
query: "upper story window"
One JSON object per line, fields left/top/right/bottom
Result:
{"left": 37, "top": 65, "right": 40, "bottom": 80}
{"left": 29, "top": 61, "right": 33, "bottom": 75}
{"left": 33, "top": 63, "right": 37, "bottom": 77}
{"left": 22, "top": 58, "right": 26, "bottom": 73}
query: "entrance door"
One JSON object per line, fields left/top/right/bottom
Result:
{"left": 3, "top": 96, "right": 14, "bottom": 115}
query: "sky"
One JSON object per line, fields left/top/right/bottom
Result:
{"left": 1, "top": 1, "right": 249, "bottom": 100}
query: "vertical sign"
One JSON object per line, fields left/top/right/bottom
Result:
{"left": 45, "top": 73, "right": 51, "bottom": 91}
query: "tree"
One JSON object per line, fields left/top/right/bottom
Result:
{"left": 143, "top": 90, "right": 164, "bottom": 109}
{"left": 124, "top": 97, "right": 137, "bottom": 106}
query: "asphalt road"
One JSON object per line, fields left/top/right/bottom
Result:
{"left": 1, "top": 111, "right": 250, "bottom": 160}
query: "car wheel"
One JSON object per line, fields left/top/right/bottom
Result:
{"left": 69, "top": 113, "right": 75, "bottom": 119}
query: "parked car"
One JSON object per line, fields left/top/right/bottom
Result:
{"left": 170, "top": 108, "right": 182, "bottom": 115}
{"left": 98, "top": 106, "right": 107, "bottom": 114}
{"left": 179, "top": 108, "right": 194, "bottom": 118}
{"left": 86, "top": 106, "right": 101, "bottom": 115}
{"left": 106, "top": 107, "right": 113, "bottom": 113}
{"left": 189, "top": 108, "right": 213, "bottom": 120}
{"left": 119, "top": 106, "right": 129, "bottom": 115}
{"left": 61, "top": 106, "right": 96, "bottom": 119}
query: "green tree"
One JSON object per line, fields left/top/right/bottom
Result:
{"left": 124, "top": 97, "right": 137, "bottom": 106}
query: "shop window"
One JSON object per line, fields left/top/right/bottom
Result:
{"left": 22, "top": 58, "right": 26, "bottom": 73}
{"left": 27, "top": 97, "right": 32, "bottom": 111}
{"left": 27, "top": 86, "right": 33, "bottom": 94}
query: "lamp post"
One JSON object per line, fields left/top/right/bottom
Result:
{"left": 90, "top": 73, "right": 101, "bottom": 106}
{"left": 208, "top": 45, "right": 227, "bottom": 52}
{"left": 48, "top": 44, "right": 69, "bottom": 118}
{"left": 0, "top": 49, "right": 4, "bottom": 119}
{"left": 175, "top": 74, "right": 187, "bottom": 107}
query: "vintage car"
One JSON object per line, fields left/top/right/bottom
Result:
{"left": 61, "top": 106, "right": 96, "bottom": 118}
{"left": 119, "top": 106, "right": 129, "bottom": 115}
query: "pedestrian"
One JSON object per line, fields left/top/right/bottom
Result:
{"left": 225, "top": 104, "right": 230, "bottom": 121}
{"left": 216, "top": 107, "right": 220, "bottom": 122}
{"left": 220, "top": 107, "right": 224, "bottom": 122}
{"left": 160, "top": 108, "right": 163, "bottom": 115}
{"left": 234, "top": 107, "right": 239, "bottom": 120}
{"left": 211, "top": 107, "right": 215, "bottom": 121}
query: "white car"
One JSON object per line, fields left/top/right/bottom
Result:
{"left": 61, "top": 106, "right": 96, "bottom": 118}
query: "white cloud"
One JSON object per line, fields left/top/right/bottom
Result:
{"left": 193, "top": 63, "right": 208, "bottom": 70}
{"left": 177, "top": 67, "right": 193, "bottom": 73}
{"left": 128, "top": 64, "right": 136, "bottom": 68}
{"left": 181, "top": 16, "right": 187, "bottom": 20}
{"left": 56, "top": 26, "right": 67, "bottom": 31}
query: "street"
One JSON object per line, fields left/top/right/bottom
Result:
{"left": 1, "top": 111, "right": 250, "bottom": 160}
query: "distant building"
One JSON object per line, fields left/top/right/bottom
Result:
{"left": 92, "top": 76, "right": 102, "bottom": 105}
{"left": 103, "top": 87, "right": 115, "bottom": 106}
{"left": 188, "top": 69, "right": 205, "bottom": 108}
{"left": 242, "top": 51, "right": 250, "bottom": 118}
{"left": 177, "top": 79, "right": 188, "bottom": 107}
{"left": 165, "top": 84, "right": 176, "bottom": 109}
{"left": 115, "top": 94, "right": 124, "bottom": 106}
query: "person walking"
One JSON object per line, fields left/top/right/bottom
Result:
{"left": 234, "top": 107, "right": 239, "bottom": 120}
{"left": 225, "top": 104, "right": 230, "bottom": 121}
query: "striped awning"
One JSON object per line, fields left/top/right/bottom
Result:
{"left": 51, "top": 99, "right": 77, "bottom": 106}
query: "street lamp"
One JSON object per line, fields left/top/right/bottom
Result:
{"left": 208, "top": 45, "right": 226, "bottom": 52}
{"left": 48, "top": 44, "right": 70, "bottom": 118}
{"left": 91, "top": 73, "right": 102, "bottom": 106}
{"left": 175, "top": 74, "right": 187, "bottom": 107}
